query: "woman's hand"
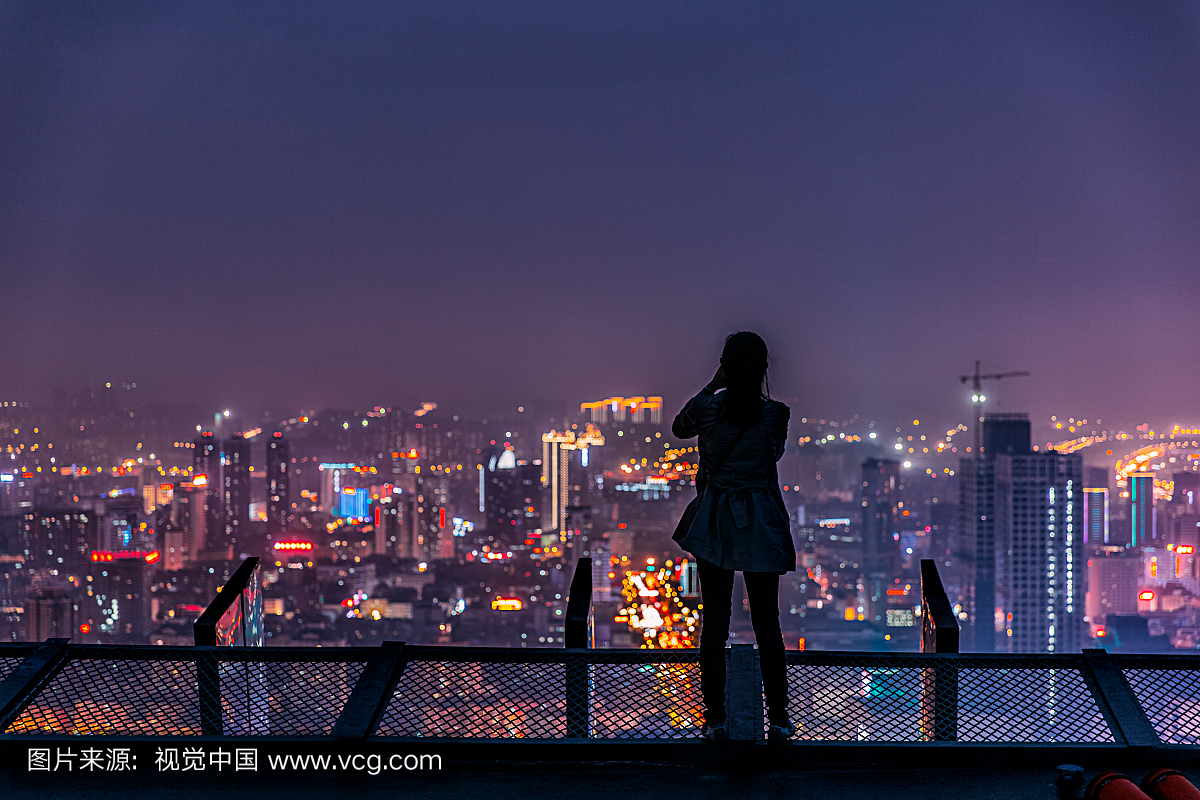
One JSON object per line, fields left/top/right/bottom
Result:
{"left": 706, "top": 366, "right": 726, "bottom": 392}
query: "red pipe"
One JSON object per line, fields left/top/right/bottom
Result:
{"left": 1087, "top": 773, "right": 1153, "bottom": 800}
{"left": 1141, "top": 769, "right": 1200, "bottom": 800}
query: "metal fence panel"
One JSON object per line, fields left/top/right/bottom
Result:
{"left": 784, "top": 653, "right": 1114, "bottom": 744}
{"left": 212, "top": 650, "right": 368, "bottom": 736}
{"left": 6, "top": 648, "right": 199, "bottom": 736}
{"left": 1117, "top": 656, "right": 1200, "bottom": 745}
{"left": 375, "top": 648, "right": 567, "bottom": 738}
{"left": 589, "top": 652, "right": 702, "bottom": 739}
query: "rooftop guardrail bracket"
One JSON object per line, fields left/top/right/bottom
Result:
{"left": 332, "top": 641, "right": 408, "bottom": 740}
{"left": 1080, "top": 648, "right": 1159, "bottom": 749}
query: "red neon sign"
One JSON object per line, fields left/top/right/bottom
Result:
{"left": 91, "top": 550, "right": 149, "bottom": 562}
{"left": 272, "top": 541, "right": 313, "bottom": 551}
{"left": 79, "top": 623, "right": 91, "bottom": 634}
{"left": 1139, "top": 590, "right": 1155, "bottom": 601}
{"left": 1177, "top": 545, "right": 1195, "bottom": 554}
{"left": 374, "top": 506, "right": 381, "bottom": 527}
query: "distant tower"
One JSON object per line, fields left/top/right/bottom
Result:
{"left": 860, "top": 458, "right": 902, "bottom": 578}
{"left": 1083, "top": 487, "right": 1109, "bottom": 545}
{"left": 541, "top": 426, "right": 604, "bottom": 533}
{"left": 1129, "top": 473, "right": 1155, "bottom": 547}
{"left": 221, "top": 435, "right": 251, "bottom": 552}
{"left": 995, "top": 450, "right": 1084, "bottom": 653}
{"left": 1173, "top": 471, "right": 1200, "bottom": 513}
{"left": 1084, "top": 467, "right": 1111, "bottom": 546}
{"left": 192, "top": 432, "right": 222, "bottom": 553}
{"left": 266, "top": 432, "right": 290, "bottom": 533}
{"left": 959, "top": 413, "right": 1030, "bottom": 653}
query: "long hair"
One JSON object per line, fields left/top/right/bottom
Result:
{"left": 720, "top": 331, "right": 770, "bottom": 428}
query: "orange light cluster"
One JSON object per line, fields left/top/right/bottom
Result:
{"left": 273, "top": 541, "right": 313, "bottom": 551}
{"left": 492, "top": 596, "right": 523, "bottom": 611}
{"left": 90, "top": 550, "right": 156, "bottom": 562}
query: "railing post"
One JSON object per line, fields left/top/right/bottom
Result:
{"left": 331, "top": 641, "right": 408, "bottom": 739}
{"left": 727, "top": 644, "right": 762, "bottom": 741}
{"left": 194, "top": 557, "right": 261, "bottom": 646}
{"left": 920, "top": 559, "right": 959, "bottom": 741}
{"left": 0, "top": 638, "right": 71, "bottom": 731}
{"left": 1079, "top": 649, "right": 1159, "bottom": 748}
{"left": 565, "top": 557, "right": 592, "bottom": 738}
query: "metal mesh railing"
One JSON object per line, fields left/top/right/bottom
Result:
{"left": 1117, "top": 655, "right": 1200, "bottom": 745}
{"left": 2, "top": 643, "right": 1197, "bottom": 747}
{"left": 7, "top": 647, "right": 200, "bottom": 735}
{"left": 3, "top": 645, "right": 369, "bottom": 737}
{"left": 0, "top": 643, "right": 37, "bottom": 685}
{"left": 206, "top": 649, "right": 369, "bottom": 736}
{"left": 588, "top": 650, "right": 702, "bottom": 738}
{"left": 374, "top": 647, "right": 707, "bottom": 739}
{"left": 376, "top": 647, "right": 567, "bottom": 738}
{"left": 784, "top": 653, "right": 1114, "bottom": 744}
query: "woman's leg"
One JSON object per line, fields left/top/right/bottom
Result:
{"left": 744, "top": 571, "right": 788, "bottom": 725}
{"left": 696, "top": 557, "right": 734, "bottom": 726}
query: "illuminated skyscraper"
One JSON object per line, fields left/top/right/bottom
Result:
{"left": 959, "top": 413, "right": 1030, "bottom": 652}
{"left": 1083, "top": 488, "right": 1109, "bottom": 545}
{"left": 1129, "top": 473, "right": 1155, "bottom": 547}
{"left": 541, "top": 425, "right": 604, "bottom": 533}
{"left": 580, "top": 396, "right": 663, "bottom": 425}
{"left": 995, "top": 450, "right": 1084, "bottom": 654}
{"left": 266, "top": 432, "right": 290, "bottom": 532}
{"left": 221, "top": 435, "right": 251, "bottom": 551}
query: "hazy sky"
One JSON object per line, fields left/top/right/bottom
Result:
{"left": 3, "top": 2, "right": 1198, "bottom": 433}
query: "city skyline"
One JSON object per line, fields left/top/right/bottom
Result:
{"left": 3, "top": 2, "right": 1200, "bottom": 422}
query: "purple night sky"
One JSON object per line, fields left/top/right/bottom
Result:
{"left": 2, "top": 2, "right": 1198, "bottom": 433}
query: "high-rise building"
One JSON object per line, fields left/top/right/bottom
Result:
{"left": 25, "top": 587, "right": 80, "bottom": 641}
{"left": 221, "top": 435, "right": 251, "bottom": 551}
{"left": 193, "top": 432, "right": 222, "bottom": 553}
{"left": 580, "top": 396, "right": 664, "bottom": 425}
{"left": 959, "top": 413, "right": 1030, "bottom": 652}
{"left": 178, "top": 480, "right": 208, "bottom": 563}
{"left": 860, "top": 458, "right": 902, "bottom": 578}
{"left": 163, "top": 527, "right": 185, "bottom": 571}
{"left": 88, "top": 556, "right": 152, "bottom": 643}
{"left": 541, "top": 425, "right": 604, "bottom": 533}
{"left": 1083, "top": 487, "right": 1110, "bottom": 546}
{"left": 995, "top": 451, "right": 1085, "bottom": 654}
{"left": 484, "top": 452, "right": 542, "bottom": 549}
{"left": 1085, "top": 555, "right": 1139, "bottom": 625}
{"left": 1129, "top": 473, "right": 1156, "bottom": 547}
{"left": 1173, "top": 472, "right": 1200, "bottom": 513}
{"left": 982, "top": 414, "right": 1032, "bottom": 460}
{"left": 266, "top": 432, "right": 291, "bottom": 532}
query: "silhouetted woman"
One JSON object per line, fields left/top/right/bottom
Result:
{"left": 672, "top": 331, "right": 796, "bottom": 742}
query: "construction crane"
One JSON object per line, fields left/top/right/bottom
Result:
{"left": 959, "top": 359, "right": 1030, "bottom": 457}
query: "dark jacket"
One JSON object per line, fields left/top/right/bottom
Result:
{"left": 671, "top": 387, "right": 795, "bottom": 573}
